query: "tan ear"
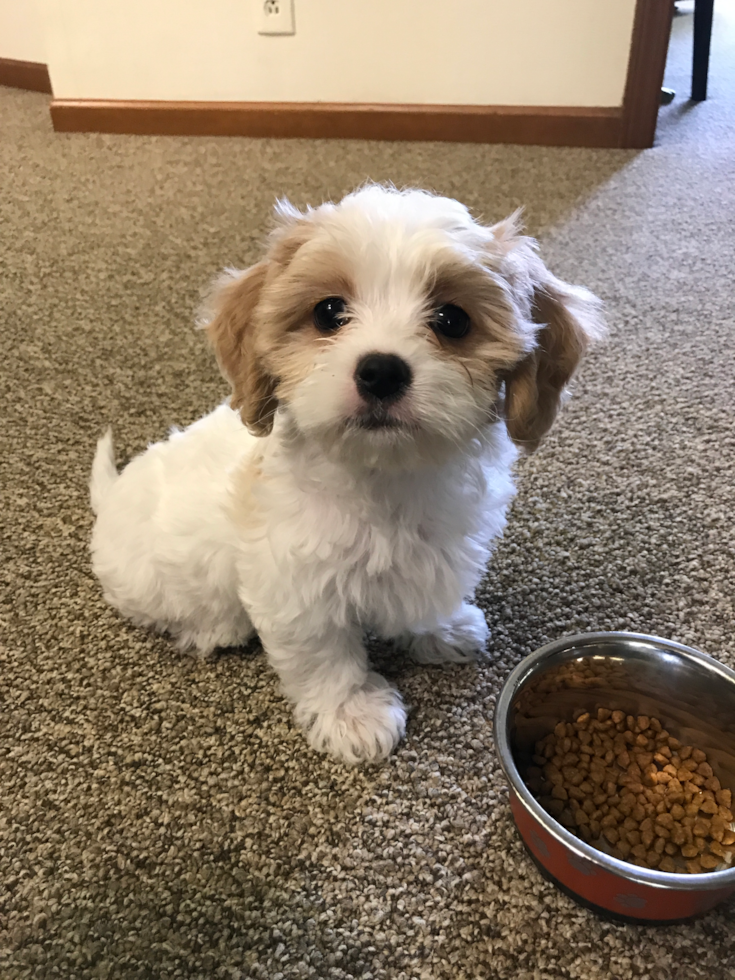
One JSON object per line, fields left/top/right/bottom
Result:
{"left": 503, "top": 269, "right": 603, "bottom": 451}
{"left": 488, "top": 219, "right": 604, "bottom": 451}
{"left": 200, "top": 262, "right": 277, "bottom": 435}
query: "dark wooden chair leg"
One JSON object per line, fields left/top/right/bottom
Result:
{"left": 692, "top": 0, "right": 715, "bottom": 100}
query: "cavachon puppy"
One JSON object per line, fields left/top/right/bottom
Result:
{"left": 90, "top": 185, "right": 603, "bottom": 764}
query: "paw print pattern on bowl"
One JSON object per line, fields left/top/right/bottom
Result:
{"left": 614, "top": 893, "right": 647, "bottom": 910}
{"left": 568, "top": 852, "right": 598, "bottom": 877}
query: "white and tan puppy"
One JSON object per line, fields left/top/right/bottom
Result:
{"left": 90, "top": 185, "right": 603, "bottom": 764}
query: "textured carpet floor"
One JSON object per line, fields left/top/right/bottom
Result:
{"left": 2, "top": 5, "right": 735, "bottom": 978}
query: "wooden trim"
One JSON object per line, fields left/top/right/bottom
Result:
{"left": 620, "top": 0, "right": 674, "bottom": 148}
{"left": 0, "top": 57, "right": 52, "bottom": 94}
{"left": 50, "top": 99, "right": 623, "bottom": 147}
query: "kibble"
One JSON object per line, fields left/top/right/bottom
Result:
{"left": 526, "top": 708, "right": 735, "bottom": 874}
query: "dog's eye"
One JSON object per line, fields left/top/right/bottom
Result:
{"left": 431, "top": 304, "right": 470, "bottom": 339}
{"left": 313, "top": 297, "right": 348, "bottom": 332}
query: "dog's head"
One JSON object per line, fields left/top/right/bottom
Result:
{"left": 201, "top": 185, "right": 603, "bottom": 468}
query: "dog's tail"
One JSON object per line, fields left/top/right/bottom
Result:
{"left": 90, "top": 428, "right": 119, "bottom": 515}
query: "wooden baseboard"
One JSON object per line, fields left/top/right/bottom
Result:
{"left": 50, "top": 99, "right": 623, "bottom": 147}
{"left": 0, "top": 57, "right": 52, "bottom": 94}
{"left": 621, "top": 0, "right": 674, "bottom": 148}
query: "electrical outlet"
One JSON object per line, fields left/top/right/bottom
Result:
{"left": 256, "top": 0, "right": 295, "bottom": 35}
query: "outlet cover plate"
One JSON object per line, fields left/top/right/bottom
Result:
{"left": 256, "top": 0, "right": 295, "bottom": 35}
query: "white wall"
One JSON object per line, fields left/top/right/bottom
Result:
{"left": 0, "top": 0, "right": 47, "bottom": 62}
{"left": 39, "top": 0, "right": 637, "bottom": 107}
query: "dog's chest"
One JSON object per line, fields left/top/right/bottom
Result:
{"left": 265, "top": 473, "right": 490, "bottom": 633}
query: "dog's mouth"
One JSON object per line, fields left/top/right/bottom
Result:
{"left": 348, "top": 411, "right": 413, "bottom": 432}
{"left": 354, "top": 416, "right": 401, "bottom": 431}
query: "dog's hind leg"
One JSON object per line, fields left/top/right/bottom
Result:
{"left": 403, "top": 602, "right": 489, "bottom": 664}
{"left": 172, "top": 610, "right": 256, "bottom": 659}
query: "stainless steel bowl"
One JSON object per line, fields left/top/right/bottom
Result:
{"left": 494, "top": 632, "right": 735, "bottom": 922}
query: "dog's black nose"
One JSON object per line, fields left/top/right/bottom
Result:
{"left": 355, "top": 353, "right": 412, "bottom": 402}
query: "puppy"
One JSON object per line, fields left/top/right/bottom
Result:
{"left": 90, "top": 185, "right": 603, "bottom": 764}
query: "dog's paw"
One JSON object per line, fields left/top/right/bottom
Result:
{"left": 406, "top": 602, "right": 489, "bottom": 664}
{"left": 296, "top": 672, "right": 406, "bottom": 765}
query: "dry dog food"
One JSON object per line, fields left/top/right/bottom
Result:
{"left": 526, "top": 708, "right": 735, "bottom": 874}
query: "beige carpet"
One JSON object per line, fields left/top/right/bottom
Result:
{"left": 2, "top": 4, "right": 735, "bottom": 978}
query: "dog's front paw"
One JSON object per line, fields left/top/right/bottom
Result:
{"left": 296, "top": 672, "right": 406, "bottom": 765}
{"left": 407, "top": 602, "right": 489, "bottom": 664}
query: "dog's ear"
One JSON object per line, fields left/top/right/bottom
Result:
{"left": 489, "top": 216, "right": 604, "bottom": 452}
{"left": 201, "top": 262, "right": 277, "bottom": 435}
{"left": 200, "top": 200, "right": 310, "bottom": 436}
